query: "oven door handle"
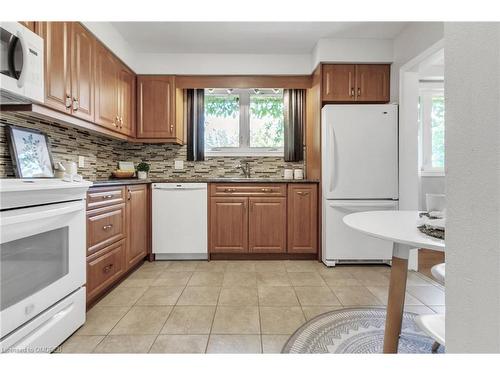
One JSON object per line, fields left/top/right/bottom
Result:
{"left": 0, "top": 201, "right": 84, "bottom": 226}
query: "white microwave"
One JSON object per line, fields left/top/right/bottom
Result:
{"left": 0, "top": 22, "right": 44, "bottom": 105}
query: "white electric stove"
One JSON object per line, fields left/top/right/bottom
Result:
{"left": 0, "top": 178, "right": 91, "bottom": 353}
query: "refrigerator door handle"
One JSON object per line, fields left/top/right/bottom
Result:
{"left": 328, "top": 124, "right": 335, "bottom": 193}
{"left": 328, "top": 201, "right": 398, "bottom": 208}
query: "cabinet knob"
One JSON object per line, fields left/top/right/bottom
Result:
{"left": 350, "top": 88, "right": 355, "bottom": 97}
{"left": 72, "top": 97, "right": 79, "bottom": 111}
{"left": 102, "top": 224, "right": 113, "bottom": 231}
{"left": 357, "top": 88, "right": 361, "bottom": 97}
{"left": 170, "top": 124, "right": 174, "bottom": 133}
{"left": 102, "top": 194, "right": 113, "bottom": 200}
{"left": 224, "top": 188, "right": 236, "bottom": 193}
{"left": 297, "top": 191, "right": 309, "bottom": 196}
{"left": 261, "top": 188, "right": 272, "bottom": 193}
{"left": 103, "top": 264, "right": 113, "bottom": 273}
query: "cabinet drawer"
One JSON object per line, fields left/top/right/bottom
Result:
{"left": 87, "top": 203, "right": 126, "bottom": 255}
{"left": 87, "top": 186, "right": 125, "bottom": 210}
{"left": 210, "top": 183, "right": 286, "bottom": 197}
{"left": 86, "top": 240, "right": 126, "bottom": 301}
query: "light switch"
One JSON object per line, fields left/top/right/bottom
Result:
{"left": 78, "top": 155, "right": 85, "bottom": 168}
{"left": 174, "top": 160, "right": 184, "bottom": 170}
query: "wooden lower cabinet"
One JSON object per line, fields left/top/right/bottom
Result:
{"left": 209, "top": 183, "right": 318, "bottom": 257}
{"left": 86, "top": 203, "right": 126, "bottom": 256}
{"left": 126, "top": 185, "right": 148, "bottom": 267}
{"left": 248, "top": 197, "right": 287, "bottom": 253}
{"left": 86, "top": 240, "right": 126, "bottom": 302}
{"left": 209, "top": 197, "right": 248, "bottom": 253}
{"left": 287, "top": 184, "right": 318, "bottom": 253}
{"left": 86, "top": 184, "right": 149, "bottom": 305}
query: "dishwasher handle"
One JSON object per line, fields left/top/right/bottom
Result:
{"left": 153, "top": 184, "right": 207, "bottom": 191}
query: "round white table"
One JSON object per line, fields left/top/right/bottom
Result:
{"left": 343, "top": 210, "right": 445, "bottom": 353}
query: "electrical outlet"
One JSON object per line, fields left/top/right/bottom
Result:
{"left": 78, "top": 156, "right": 85, "bottom": 168}
{"left": 174, "top": 160, "right": 184, "bottom": 170}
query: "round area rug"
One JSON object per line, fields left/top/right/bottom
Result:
{"left": 282, "top": 308, "right": 443, "bottom": 354}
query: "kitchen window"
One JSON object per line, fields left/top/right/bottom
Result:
{"left": 419, "top": 86, "right": 445, "bottom": 175}
{"left": 204, "top": 88, "right": 284, "bottom": 156}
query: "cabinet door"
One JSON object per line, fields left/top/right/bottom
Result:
{"left": 210, "top": 197, "right": 248, "bottom": 253}
{"left": 355, "top": 64, "right": 390, "bottom": 102}
{"left": 118, "top": 66, "right": 136, "bottom": 136}
{"left": 126, "top": 184, "right": 148, "bottom": 268}
{"left": 287, "top": 184, "right": 318, "bottom": 253}
{"left": 95, "top": 42, "right": 119, "bottom": 130}
{"left": 19, "top": 21, "right": 36, "bottom": 32}
{"left": 248, "top": 197, "right": 287, "bottom": 253}
{"left": 322, "top": 64, "right": 356, "bottom": 102}
{"left": 137, "top": 76, "right": 175, "bottom": 139}
{"left": 86, "top": 239, "right": 126, "bottom": 302}
{"left": 38, "top": 22, "right": 71, "bottom": 113}
{"left": 70, "top": 23, "right": 95, "bottom": 122}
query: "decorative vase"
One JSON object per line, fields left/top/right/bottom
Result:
{"left": 137, "top": 171, "right": 148, "bottom": 180}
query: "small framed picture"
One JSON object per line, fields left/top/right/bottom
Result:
{"left": 6, "top": 125, "right": 55, "bottom": 178}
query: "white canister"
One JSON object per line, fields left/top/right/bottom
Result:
{"left": 293, "top": 169, "right": 304, "bottom": 180}
{"left": 426, "top": 193, "right": 446, "bottom": 212}
{"left": 284, "top": 168, "right": 293, "bottom": 179}
{"left": 137, "top": 171, "right": 148, "bottom": 180}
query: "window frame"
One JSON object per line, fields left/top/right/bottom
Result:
{"left": 419, "top": 84, "right": 445, "bottom": 176}
{"left": 204, "top": 89, "right": 285, "bottom": 157}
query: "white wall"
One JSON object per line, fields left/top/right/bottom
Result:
{"left": 83, "top": 22, "right": 396, "bottom": 74}
{"left": 311, "top": 38, "right": 393, "bottom": 68}
{"left": 132, "top": 53, "right": 312, "bottom": 75}
{"left": 83, "top": 22, "right": 136, "bottom": 67}
{"left": 445, "top": 22, "right": 500, "bottom": 353}
{"left": 391, "top": 23, "right": 444, "bottom": 102}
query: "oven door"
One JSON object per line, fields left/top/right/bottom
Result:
{"left": 0, "top": 200, "right": 86, "bottom": 339}
{"left": 0, "top": 22, "right": 44, "bottom": 104}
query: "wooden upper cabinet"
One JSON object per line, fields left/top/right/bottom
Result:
{"left": 355, "top": 64, "right": 390, "bottom": 102}
{"left": 126, "top": 185, "right": 148, "bottom": 267}
{"left": 322, "top": 64, "right": 356, "bottom": 102}
{"left": 70, "top": 23, "right": 95, "bottom": 122}
{"left": 210, "top": 197, "right": 248, "bottom": 253}
{"left": 287, "top": 184, "right": 318, "bottom": 253}
{"left": 19, "top": 22, "right": 36, "bottom": 32}
{"left": 321, "top": 63, "right": 390, "bottom": 103}
{"left": 95, "top": 42, "right": 119, "bottom": 130}
{"left": 118, "top": 66, "right": 136, "bottom": 137}
{"left": 248, "top": 197, "right": 287, "bottom": 253}
{"left": 137, "top": 76, "right": 176, "bottom": 139}
{"left": 38, "top": 22, "right": 71, "bottom": 113}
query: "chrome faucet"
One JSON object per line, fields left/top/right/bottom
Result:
{"left": 236, "top": 161, "right": 251, "bottom": 178}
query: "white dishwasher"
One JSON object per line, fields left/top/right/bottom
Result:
{"left": 152, "top": 183, "right": 208, "bottom": 260}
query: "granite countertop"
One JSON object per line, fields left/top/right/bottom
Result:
{"left": 91, "top": 177, "right": 320, "bottom": 187}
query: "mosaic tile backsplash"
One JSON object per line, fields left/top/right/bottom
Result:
{"left": 0, "top": 112, "right": 305, "bottom": 181}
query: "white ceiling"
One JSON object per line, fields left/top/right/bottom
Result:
{"left": 110, "top": 22, "right": 408, "bottom": 54}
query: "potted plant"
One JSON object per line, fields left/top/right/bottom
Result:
{"left": 136, "top": 162, "right": 150, "bottom": 180}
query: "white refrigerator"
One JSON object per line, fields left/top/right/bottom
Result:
{"left": 321, "top": 104, "right": 399, "bottom": 266}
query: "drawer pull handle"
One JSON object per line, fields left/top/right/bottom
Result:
{"left": 103, "top": 264, "right": 114, "bottom": 273}
{"left": 102, "top": 194, "right": 114, "bottom": 199}
{"left": 224, "top": 188, "right": 236, "bottom": 193}
{"left": 102, "top": 224, "right": 113, "bottom": 230}
{"left": 261, "top": 188, "right": 272, "bottom": 193}
{"left": 297, "top": 191, "right": 309, "bottom": 196}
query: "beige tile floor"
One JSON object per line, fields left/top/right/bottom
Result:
{"left": 57, "top": 260, "right": 445, "bottom": 354}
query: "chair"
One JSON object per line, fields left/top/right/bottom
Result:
{"left": 416, "top": 262, "right": 445, "bottom": 352}
{"left": 431, "top": 263, "right": 445, "bottom": 284}
{"left": 415, "top": 314, "right": 445, "bottom": 353}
